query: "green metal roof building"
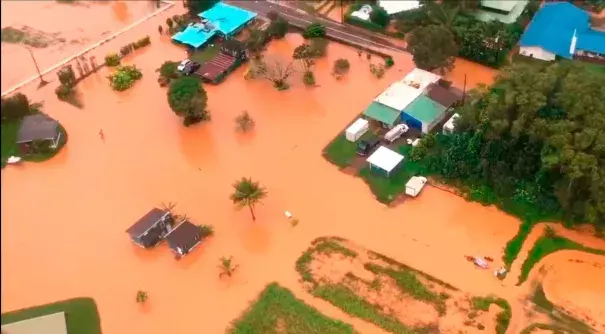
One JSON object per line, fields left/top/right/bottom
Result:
{"left": 363, "top": 101, "right": 401, "bottom": 127}
{"left": 401, "top": 95, "right": 448, "bottom": 134}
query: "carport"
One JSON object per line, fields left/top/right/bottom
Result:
{"left": 366, "top": 146, "right": 404, "bottom": 177}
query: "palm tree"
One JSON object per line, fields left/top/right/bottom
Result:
{"left": 230, "top": 177, "right": 268, "bottom": 221}
{"left": 218, "top": 256, "right": 239, "bottom": 278}
{"left": 136, "top": 290, "right": 148, "bottom": 303}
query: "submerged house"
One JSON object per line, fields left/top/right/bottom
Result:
{"left": 196, "top": 39, "right": 248, "bottom": 84}
{"left": 518, "top": 2, "right": 605, "bottom": 62}
{"left": 126, "top": 208, "right": 174, "bottom": 248}
{"left": 165, "top": 220, "right": 203, "bottom": 258}
{"left": 16, "top": 114, "right": 62, "bottom": 154}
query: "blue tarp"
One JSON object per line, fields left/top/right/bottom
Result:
{"left": 199, "top": 2, "right": 257, "bottom": 36}
{"left": 172, "top": 25, "right": 216, "bottom": 48}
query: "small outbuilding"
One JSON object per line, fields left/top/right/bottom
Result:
{"left": 165, "top": 220, "right": 202, "bottom": 257}
{"left": 345, "top": 118, "right": 369, "bottom": 142}
{"left": 401, "top": 95, "right": 448, "bottom": 134}
{"left": 366, "top": 146, "right": 404, "bottom": 177}
{"left": 16, "top": 114, "right": 61, "bottom": 154}
{"left": 126, "top": 208, "right": 174, "bottom": 248}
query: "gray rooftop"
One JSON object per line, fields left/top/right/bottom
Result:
{"left": 16, "top": 114, "right": 59, "bottom": 144}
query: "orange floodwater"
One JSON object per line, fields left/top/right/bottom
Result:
{"left": 2, "top": 2, "right": 604, "bottom": 333}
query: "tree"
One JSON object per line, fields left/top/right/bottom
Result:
{"left": 235, "top": 110, "right": 255, "bottom": 132}
{"left": 250, "top": 57, "right": 296, "bottom": 90}
{"left": 167, "top": 76, "right": 210, "bottom": 126}
{"left": 157, "top": 61, "right": 179, "bottom": 80}
{"left": 136, "top": 291, "right": 148, "bottom": 303}
{"left": 267, "top": 10, "right": 279, "bottom": 21}
{"left": 183, "top": 0, "right": 218, "bottom": 15}
{"left": 1, "top": 93, "right": 30, "bottom": 122}
{"left": 303, "top": 71, "right": 316, "bottom": 86}
{"left": 333, "top": 58, "right": 350, "bottom": 75}
{"left": 303, "top": 23, "right": 326, "bottom": 39}
{"left": 408, "top": 25, "right": 457, "bottom": 73}
{"left": 230, "top": 177, "right": 268, "bottom": 221}
{"left": 199, "top": 224, "right": 214, "bottom": 237}
{"left": 158, "top": 25, "right": 163, "bottom": 34}
{"left": 166, "top": 18, "right": 173, "bottom": 29}
{"left": 245, "top": 28, "right": 269, "bottom": 56}
{"left": 267, "top": 17, "right": 289, "bottom": 39}
{"left": 425, "top": 1, "right": 460, "bottom": 28}
{"left": 58, "top": 65, "right": 77, "bottom": 87}
{"left": 370, "top": 4, "right": 390, "bottom": 27}
{"left": 218, "top": 256, "right": 239, "bottom": 278}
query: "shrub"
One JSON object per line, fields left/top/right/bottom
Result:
{"left": 158, "top": 60, "right": 179, "bottom": 80}
{"left": 267, "top": 10, "right": 279, "bottom": 21}
{"left": 309, "top": 38, "right": 328, "bottom": 57}
{"left": 158, "top": 25, "right": 163, "bottom": 34}
{"left": 107, "top": 65, "right": 143, "bottom": 91}
{"left": 136, "top": 36, "right": 151, "bottom": 48}
{"left": 57, "top": 65, "right": 77, "bottom": 87}
{"left": 55, "top": 84, "right": 73, "bottom": 100}
{"left": 105, "top": 53, "right": 121, "bottom": 67}
{"left": 168, "top": 76, "right": 210, "bottom": 126}
{"left": 369, "top": 63, "right": 385, "bottom": 78}
{"left": 303, "top": 71, "right": 316, "bottom": 86}
{"left": 384, "top": 57, "right": 394, "bottom": 68}
{"left": 333, "top": 58, "right": 350, "bottom": 75}
{"left": 166, "top": 18, "right": 173, "bottom": 28}
{"left": 0, "top": 93, "right": 30, "bottom": 122}
{"left": 369, "top": 4, "right": 390, "bottom": 27}
{"left": 267, "top": 17, "right": 288, "bottom": 39}
{"left": 199, "top": 225, "right": 214, "bottom": 238}
{"left": 120, "top": 45, "right": 133, "bottom": 56}
{"left": 235, "top": 110, "right": 255, "bottom": 132}
{"left": 303, "top": 22, "right": 326, "bottom": 39}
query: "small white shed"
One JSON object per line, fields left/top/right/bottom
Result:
{"left": 405, "top": 176, "right": 428, "bottom": 197}
{"left": 366, "top": 146, "right": 404, "bottom": 177}
{"left": 345, "top": 118, "right": 369, "bottom": 142}
{"left": 443, "top": 113, "right": 460, "bottom": 134}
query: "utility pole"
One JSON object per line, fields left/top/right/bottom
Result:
{"left": 462, "top": 73, "right": 467, "bottom": 104}
{"left": 340, "top": 0, "right": 344, "bottom": 23}
{"left": 22, "top": 45, "right": 48, "bottom": 86}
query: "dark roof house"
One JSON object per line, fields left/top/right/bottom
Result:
{"left": 426, "top": 84, "right": 462, "bottom": 109}
{"left": 126, "top": 208, "right": 174, "bottom": 248}
{"left": 16, "top": 114, "right": 61, "bottom": 150}
{"left": 165, "top": 220, "right": 202, "bottom": 257}
{"left": 221, "top": 39, "right": 246, "bottom": 58}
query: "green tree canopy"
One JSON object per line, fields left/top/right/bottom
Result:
{"left": 230, "top": 177, "right": 268, "bottom": 221}
{"left": 370, "top": 5, "right": 390, "bottom": 27}
{"left": 408, "top": 24, "right": 458, "bottom": 73}
{"left": 267, "top": 17, "right": 289, "bottom": 39}
{"left": 167, "top": 76, "right": 209, "bottom": 125}
{"left": 183, "top": 0, "right": 218, "bottom": 15}
{"left": 1, "top": 93, "right": 30, "bottom": 122}
{"left": 303, "top": 23, "right": 326, "bottom": 39}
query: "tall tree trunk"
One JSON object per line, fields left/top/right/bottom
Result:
{"left": 249, "top": 204, "right": 256, "bottom": 221}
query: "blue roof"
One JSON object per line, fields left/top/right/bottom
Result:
{"left": 199, "top": 2, "right": 257, "bottom": 36}
{"left": 519, "top": 2, "right": 605, "bottom": 58}
{"left": 172, "top": 25, "right": 216, "bottom": 48}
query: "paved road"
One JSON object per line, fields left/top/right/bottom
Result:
{"left": 226, "top": 0, "right": 406, "bottom": 53}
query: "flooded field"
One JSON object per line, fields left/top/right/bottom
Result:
{"left": 2, "top": 2, "right": 605, "bottom": 333}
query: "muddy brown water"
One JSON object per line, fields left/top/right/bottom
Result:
{"left": 2, "top": 2, "right": 604, "bottom": 333}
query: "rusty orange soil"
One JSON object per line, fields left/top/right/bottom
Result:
{"left": 2, "top": 2, "right": 604, "bottom": 334}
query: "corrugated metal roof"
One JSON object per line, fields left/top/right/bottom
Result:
{"left": 363, "top": 101, "right": 401, "bottom": 126}
{"left": 403, "top": 95, "right": 447, "bottom": 124}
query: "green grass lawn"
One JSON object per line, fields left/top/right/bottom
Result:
{"left": 358, "top": 145, "right": 425, "bottom": 204}
{"left": 228, "top": 283, "right": 356, "bottom": 334}
{"left": 1, "top": 117, "right": 68, "bottom": 168}
{"left": 1, "top": 298, "right": 101, "bottom": 334}
{"left": 471, "top": 296, "right": 512, "bottom": 334}
{"left": 322, "top": 134, "right": 359, "bottom": 168}
{"left": 530, "top": 284, "right": 593, "bottom": 333}
{"left": 189, "top": 43, "right": 221, "bottom": 65}
{"left": 517, "top": 232, "right": 605, "bottom": 285}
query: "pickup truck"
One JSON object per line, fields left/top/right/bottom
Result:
{"left": 356, "top": 137, "right": 380, "bottom": 156}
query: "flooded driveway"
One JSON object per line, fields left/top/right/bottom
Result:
{"left": 2, "top": 3, "right": 603, "bottom": 333}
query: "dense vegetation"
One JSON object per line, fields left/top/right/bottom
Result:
{"left": 414, "top": 61, "right": 605, "bottom": 227}
{"left": 167, "top": 76, "right": 210, "bottom": 126}
{"left": 107, "top": 65, "right": 143, "bottom": 91}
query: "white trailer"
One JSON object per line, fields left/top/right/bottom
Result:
{"left": 443, "top": 113, "right": 460, "bottom": 134}
{"left": 384, "top": 124, "right": 409, "bottom": 143}
{"left": 405, "top": 176, "right": 428, "bottom": 197}
{"left": 345, "top": 118, "right": 369, "bottom": 142}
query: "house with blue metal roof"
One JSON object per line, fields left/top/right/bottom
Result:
{"left": 518, "top": 2, "right": 605, "bottom": 62}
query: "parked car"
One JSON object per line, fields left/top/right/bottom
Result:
{"left": 356, "top": 137, "right": 380, "bottom": 156}
{"left": 182, "top": 61, "right": 201, "bottom": 75}
{"left": 177, "top": 59, "right": 191, "bottom": 72}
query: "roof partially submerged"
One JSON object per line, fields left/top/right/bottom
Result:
{"left": 378, "top": 0, "right": 421, "bottom": 15}
{"left": 403, "top": 95, "right": 447, "bottom": 124}
{"left": 402, "top": 68, "right": 441, "bottom": 92}
{"left": 363, "top": 101, "right": 401, "bottom": 126}
{"left": 166, "top": 220, "right": 201, "bottom": 251}
{"left": 1, "top": 312, "right": 67, "bottom": 334}
{"left": 519, "top": 2, "right": 605, "bottom": 58}
{"left": 16, "top": 113, "right": 59, "bottom": 144}
{"left": 197, "top": 53, "right": 237, "bottom": 81}
{"left": 126, "top": 208, "right": 169, "bottom": 237}
{"left": 374, "top": 81, "right": 424, "bottom": 112}
{"left": 426, "top": 84, "right": 461, "bottom": 109}
{"left": 367, "top": 146, "right": 404, "bottom": 173}
{"left": 199, "top": 2, "right": 257, "bottom": 36}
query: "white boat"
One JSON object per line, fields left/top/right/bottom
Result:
{"left": 7, "top": 156, "right": 22, "bottom": 164}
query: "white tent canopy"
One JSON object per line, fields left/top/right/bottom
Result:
{"left": 378, "top": 0, "right": 421, "bottom": 15}
{"left": 402, "top": 68, "right": 442, "bottom": 92}
{"left": 345, "top": 118, "right": 369, "bottom": 142}
{"left": 366, "top": 146, "right": 404, "bottom": 176}
{"left": 374, "top": 81, "right": 423, "bottom": 111}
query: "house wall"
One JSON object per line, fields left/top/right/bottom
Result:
{"left": 426, "top": 110, "right": 448, "bottom": 134}
{"left": 519, "top": 46, "right": 557, "bottom": 61}
{"left": 401, "top": 112, "right": 423, "bottom": 132}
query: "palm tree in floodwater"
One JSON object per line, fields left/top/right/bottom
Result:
{"left": 136, "top": 290, "right": 148, "bottom": 304}
{"left": 230, "top": 177, "right": 267, "bottom": 221}
{"left": 218, "top": 256, "right": 239, "bottom": 278}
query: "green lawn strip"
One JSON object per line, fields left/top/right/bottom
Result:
{"left": 517, "top": 234, "right": 605, "bottom": 285}
{"left": 358, "top": 145, "right": 426, "bottom": 204}
{"left": 1, "top": 112, "right": 68, "bottom": 168}
{"left": 503, "top": 220, "right": 535, "bottom": 268}
{"left": 531, "top": 284, "right": 592, "bottom": 334}
{"left": 296, "top": 237, "right": 358, "bottom": 284}
{"left": 471, "top": 296, "right": 511, "bottom": 334}
{"left": 1, "top": 297, "right": 101, "bottom": 334}
{"left": 323, "top": 134, "right": 358, "bottom": 168}
{"left": 312, "top": 284, "right": 413, "bottom": 334}
{"left": 189, "top": 43, "right": 220, "bottom": 65}
{"left": 364, "top": 263, "right": 447, "bottom": 315}
{"left": 229, "top": 283, "right": 356, "bottom": 334}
